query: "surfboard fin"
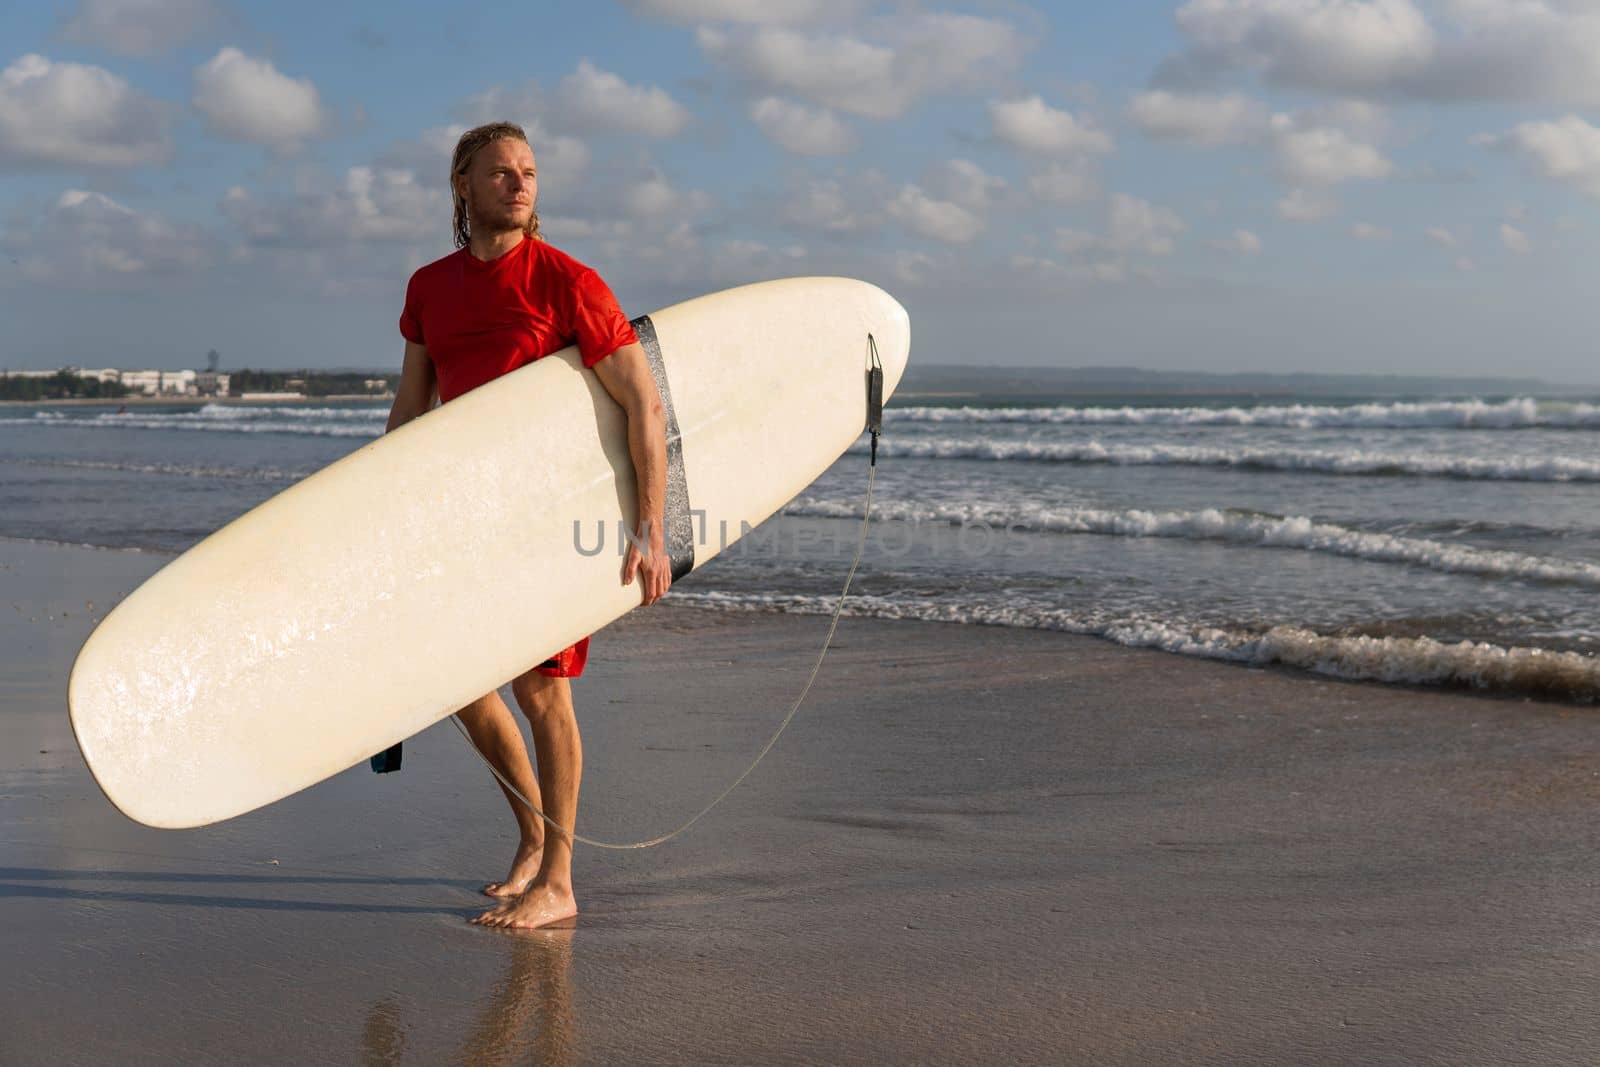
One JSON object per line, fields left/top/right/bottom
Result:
{"left": 370, "top": 742, "right": 403, "bottom": 773}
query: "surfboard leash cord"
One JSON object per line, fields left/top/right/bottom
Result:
{"left": 448, "top": 335, "right": 886, "bottom": 851}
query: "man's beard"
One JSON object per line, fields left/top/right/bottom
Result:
{"left": 469, "top": 193, "right": 531, "bottom": 236}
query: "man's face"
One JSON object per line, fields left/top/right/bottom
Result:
{"left": 457, "top": 137, "right": 538, "bottom": 236}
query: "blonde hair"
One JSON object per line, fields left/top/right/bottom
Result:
{"left": 450, "top": 122, "right": 543, "bottom": 248}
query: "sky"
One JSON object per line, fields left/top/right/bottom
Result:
{"left": 0, "top": 0, "right": 1597, "bottom": 382}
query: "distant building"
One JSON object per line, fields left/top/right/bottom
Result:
{"left": 195, "top": 372, "right": 230, "bottom": 397}
{"left": 2, "top": 367, "right": 234, "bottom": 396}
{"left": 120, "top": 369, "right": 197, "bottom": 396}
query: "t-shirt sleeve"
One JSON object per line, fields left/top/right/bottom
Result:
{"left": 398, "top": 273, "right": 425, "bottom": 345}
{"left": 570, "top": 269, "right": 638, "bottom": 368}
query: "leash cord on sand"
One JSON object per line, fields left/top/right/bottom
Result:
{"left": 450, "top": 429, "right": 879, "bottom": 851}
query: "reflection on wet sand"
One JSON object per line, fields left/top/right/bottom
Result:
{"left": 361, "top": 925, "right": 577, "bottom": 1066}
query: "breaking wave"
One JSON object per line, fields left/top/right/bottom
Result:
{"left": 892, "top": 397, "right": 1600, "bottom": 429}
{"left": 668, "top": 590, "right": 1600, "bottom": 701}
{"left": 2, "top": 457, "right": 307, "bottom": 482}
{"left": 781, "top": 498, "right": 1600, "bottom": 587}
{"left": 853, "top": 436, "right": 1600, "bottom": 482}
{"left": 0, "top": 403, "right": 386, "bottom": 438}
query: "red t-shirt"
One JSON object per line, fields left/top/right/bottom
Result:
{"left": 398, "top": 238, "right": 637, "bottom": 403}
{"left": 399, "top": 237, "right": 629, "bottom": 678}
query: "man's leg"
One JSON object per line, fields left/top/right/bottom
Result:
{"left": 456, "top": 690, "right": 545, "bottom": 898}
{"left": 472, "top": 670, "right": 582, "bottom": 929}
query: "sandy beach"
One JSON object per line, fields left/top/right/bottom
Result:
{"left": 5, "top": 537, "right": 1600, "bottom": 1064}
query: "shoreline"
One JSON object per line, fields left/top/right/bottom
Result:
{"left": 6, "top": 532, "right": 1590, "bottom": 710}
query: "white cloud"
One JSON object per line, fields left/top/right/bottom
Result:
{"left": 1051, "top": 195, "right": 1187, "bottom": 260}
{"left": 1211, "top": 228, "right": 1263, "bottom": 253}
{"left": 1420, "top": 1, "right": 1600, "bottom": 107}
{"left": 1298, "top": 98, "right": 1391, "bottom": 141}
{"left": 620, "top": 170, "right": 713, "bottom": 222}
{"left": 697, "top": 14, "right": 1026, "bottom": 120}
{"left": 1455, "top": 255, "right": 1476, "bottom": 271}
{"left": 1425, "top": 226, "right": 1459, "bottom": 246}
{"left": 1028, "top": 162, "right": 1099, "bottom": 203}
{"left": 219, "top": 167, "right": 447, "bottom": 247}
{"left": 1474, "top": 115, "right": 1600, "bottom": 196}
{"left": 776, "top": 177, "right": 871, "bottom": 234}
{"left": 1351, "top": 222, "right": 1392, "bottom": 239}
{"left": 1106, "top": 193, "right": 1186, "bottom": 255}
{"left": 1499, "top": 222, "right": 1531, "bottom": 252}
{"left": 1127, "top": 89, "right": 1270, "bottom": 146}
{"left": 748, "top": 97, "right": 855, "bottom": 154}
{"left": 192, "top": 47, "right": 331, "bottom": 149}
{"left": 1055, "top": 228, "right": 1097, "bottom": 255}
{"left": 375, "top": 124, "right": 468, "bottom": 182}
{"left": 1270, "top": 113, "right": 1392, "bottom": 184}
{"left": 1164, "top": 0, "right": 1436, "bottom": 92}
{"left": 2, "top": 188, "right": 206, "bottom": 281}
{"left": 1160, "top": 0, "right": 1600, "bottom": 107}
{"left": 0, "top": 54, "right": 171, "bottom": 169}
{"left": 989, "top": 95, "right": 1113, "bottom": 156}
{"left": 619, "top": 0, "right": 859, "bottom": 24}
{"left": 925, "top": 159, "right": 1007, "bottom": 212}
{"left": 556, "top": 60, "right": 690, "bottom": 138}
{"left": 704, "top": 237, "right": 809, "bottom": 284}
{"left": 1276, "top": 187, "right": 1337, "bottom": 220}
{"left": 61, "top": 0, "right": 220, "bottom": 57}
{"left": 887, "top": 185, "right": 982, "bottom": 243}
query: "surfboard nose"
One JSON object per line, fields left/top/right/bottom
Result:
{"left": 862, "top": 282, "right": 911, "bottom": 401}
{"left": 788, "top": 276, "right": 910, "bottom": 399}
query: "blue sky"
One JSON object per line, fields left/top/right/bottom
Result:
{"left": 1, "top": 0, "right": 1597, "bottom": 382}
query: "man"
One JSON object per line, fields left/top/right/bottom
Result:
{"left": 386, "top": 122, "right": 670, "bottom": 930}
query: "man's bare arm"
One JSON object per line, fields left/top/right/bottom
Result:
{"left": 591, "top": 341, "right": 670, "bottom": 606}
{"left": 387, "top": 341, "right": 437, "bottom": 432}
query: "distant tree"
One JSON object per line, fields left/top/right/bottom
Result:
{"left": 0, "top": 371, "right": 127, "bottom": 401}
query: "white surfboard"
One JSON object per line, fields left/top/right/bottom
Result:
{"left": 68, "top": 276, "right": 909, "bottom": 829}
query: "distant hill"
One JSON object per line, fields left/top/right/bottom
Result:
{"left": 897, "top": 364, "right": 1592, "bottom": 400}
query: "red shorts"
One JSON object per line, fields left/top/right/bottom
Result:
{"left": 535, "top": 636, "right": 590, "bottom": 678}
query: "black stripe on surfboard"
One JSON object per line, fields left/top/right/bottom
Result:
{"left": 630, "top": 315, "right": 695, "bottom": 581}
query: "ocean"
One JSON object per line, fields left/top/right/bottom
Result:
{"left": 3, "top": 390, "right": 1598, "bottom": 700}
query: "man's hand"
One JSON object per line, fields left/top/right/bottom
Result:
{"left": 622, "top": 518, "right": 672, "bottom": 606}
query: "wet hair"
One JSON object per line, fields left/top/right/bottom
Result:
{"left": 450, "top": 122, "right": 542, "bottom": 248}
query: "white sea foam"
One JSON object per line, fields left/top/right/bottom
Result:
{"left": 0, "top": 403, "right": 386, "bottom": 436}
{"left": 668, "top": 590, "right": 1600, "bottom": 700}
{"left": 854, "top": 436, "right": 1600, "bottom": 482}
{"left": 892, "top": 397, "right": 1600, "bottom": 429}
{"left": 179, "top": 403, "right": 385, "bottom": 421}
{"left": 782, "top": 498, "right": 1600, "bottom": 587}
{"left": 0, "top": 412, "right": 382, "bottom": 437}
{"left": 6, "top": 457, "right": 305, "bottom": 482}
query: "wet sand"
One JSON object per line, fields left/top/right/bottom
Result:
{"left": 5, "top": 538, "right": 1600, "bottom": 1064}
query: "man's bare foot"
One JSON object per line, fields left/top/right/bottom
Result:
{"left": 481, "top": 841, "right": 543, "bottom": 899}
{"left": 470, "top": 882, "right": 578, "bottom": 930}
